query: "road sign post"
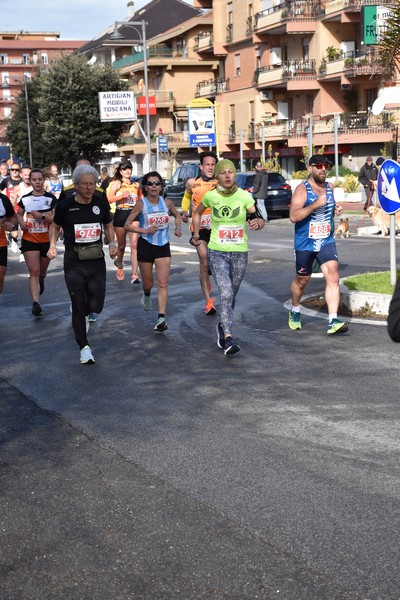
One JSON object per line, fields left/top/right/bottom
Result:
{"left": 377, "top": 159, "right": 400, "bottom": 285}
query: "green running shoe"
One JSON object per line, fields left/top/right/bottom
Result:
{"left": 288, "top": 309, "right": 302, "bottom": 330}
{"left": 327, "top": 318, "right": 348, "bottom": 335}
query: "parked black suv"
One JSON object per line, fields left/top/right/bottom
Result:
{"left": 164, "top": 163, "right": 200, "bottom": 208}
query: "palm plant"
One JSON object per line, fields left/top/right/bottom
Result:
{"left": 378, "top": 5, "right": 400, "bottom": 81}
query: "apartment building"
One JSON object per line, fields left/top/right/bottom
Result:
{"left": 75, "top": 0, "right": 398, "bottom": 176}
{"left": 0, "top": 32, "right": 86, "bottom": 159}
{"left": 192, "top": 0, "right": 398, "bottom": 175}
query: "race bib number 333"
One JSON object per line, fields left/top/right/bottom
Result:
{"left": 74, "top": 222, "right": 101, "bottom": 242}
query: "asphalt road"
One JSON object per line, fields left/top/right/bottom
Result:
{"left": 1, "top": 215, "right": 400, "bottom": 599}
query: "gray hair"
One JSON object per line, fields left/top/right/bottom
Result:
{"left": 72, "top": 164, "right": 99, "bottom": 186}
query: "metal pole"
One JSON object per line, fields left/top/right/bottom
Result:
{"left": 308, "top": 115, "right": 313, "bottom": 160}
{"left": 24, "top": 77, "right": 33, "bottom": 166}
{"left": 239, "top": 129, "right": 244, "bottom": 172}
{"left": 334, "top": 115, "right": 339, "bottom": 179}
{"left": 390, "top": 213, "right": 396, "bottom": 286}
{"left": 141, "top": 20, "right": 152, "bottom": 171}
{"left": 213, "top": 102, "right": 220, "bottom": 158}
{"left": 261, "top": 125, "right": 265, "bottom": 162}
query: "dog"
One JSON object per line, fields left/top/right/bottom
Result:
{"left": 366, "top": 206, "right": 400, "bottom": 237}
{"left": 334, "top": 217, "right": 349, "bottom": 238}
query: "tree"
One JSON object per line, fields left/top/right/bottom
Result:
{"left": 378, "top": 5, "right": 400, "bottom": 82}
{"left": 7, "top": 54, "right": 129, "bottom": 168}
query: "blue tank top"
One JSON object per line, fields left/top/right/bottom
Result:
{"left": 294, "top": 180, "right": 335, "bottom": 252}
{"left": 48, "top": 178, "right": 63, "bottom": 194}
{"left": 139, "top": 196, "right": 170, "bottom": 246}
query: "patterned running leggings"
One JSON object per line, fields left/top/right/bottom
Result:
{"left": 207, "top": 249, "right": 248, "bottom": 336}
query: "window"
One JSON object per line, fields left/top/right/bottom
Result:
{"left": 255, "top": 47, "right": 261, "bottom": 70}
{"left": 2, "top": 89, "right": 10, "bottom": 100}
{"left": 41, "top": 52, "right": 48, "bottom": 64}
{"left": 228, "top": 2, "right": 233, "bottom": 25}
{"left": 0, "top": 54, "right": 8, "bottom": 65}
{"left": 2, "top": 72, "right": 9, "bottom": 85}
{"left": 22, "top": 53, "right": 30, "bottom": 64}
{"left": 235, "top": 53, "right": 241, "bottom": 76}
{"left": 302, "top": 37, "right": 310, "bottom": 62}
{"left": 4, "top": 107, "right": 12, "bottom": 119}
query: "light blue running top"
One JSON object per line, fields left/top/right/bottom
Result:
{"left": 294, "top": 180, "right": 335, "bottom": 252}
{"left": 139, "top": 196, "right": 170, "bottom": 246}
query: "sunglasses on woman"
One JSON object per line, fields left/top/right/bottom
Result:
{"left": 146, "top": 181, "right": 161, "bottom": 186}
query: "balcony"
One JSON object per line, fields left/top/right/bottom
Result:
{"left": 229, "top": 122, "right": 236, "bottom": 141}
{"left": 226, "top": 24, "right": 233, "bottom": 42}
{"left": 113, "top": 46, "right": 172, "bottom": 69}
{"left": 254, "top": 60, "right": 318, "bottom": 89}
{"left": 195, "top": 77, "right": 229, "bottom": 98}
{"left": 246, "top": 16, "right": 255, "bottom": 35}
{"left": 254, "top": 1, "right": 324, "bottom": 35}
{"left": 319, "top": 50, "right": 384, "bottom": 79}
{"left": 324, "top": 0, "right": 394, "bottom": 19}
{"left": 193, "top": 31, "right": 213, "bottom": 52}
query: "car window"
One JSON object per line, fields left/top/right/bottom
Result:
{"left": 268, "top": 173, "right": 285, "bottom": 185}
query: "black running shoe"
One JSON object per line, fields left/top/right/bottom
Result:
{"left": 39, "top": 276, "right": 45, "bottom": 295}
{"left": 216, "top": 322, "right": 224, "bottom": 349}
{"left": 223, "top": 336, "right": 240, "bottom": 356}
{"left": 32, "top": 301, "right": 43, "bottom": 317}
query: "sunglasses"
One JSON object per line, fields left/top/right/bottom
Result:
{"left": 146, "top": 181, "right": 161, "bottom": 186}
{"left": 11, "top": 168, "right": 20, "bottom": 172}
{"left": 312, "top": 163, "right": 330, "bottom": 170}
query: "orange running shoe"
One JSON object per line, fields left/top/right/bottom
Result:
{"left": 205, "top": 297, "right": 216, "bottom": 315}
{"left": 116, "top": 268, "right": 124, "bottom": 281}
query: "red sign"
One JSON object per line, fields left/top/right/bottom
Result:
{"left": 137, "top": 96, "right": 157, "bottom": 115}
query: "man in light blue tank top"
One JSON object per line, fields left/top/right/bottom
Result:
{"left": 288, "top": 154, "right": 348, "bottom": 335}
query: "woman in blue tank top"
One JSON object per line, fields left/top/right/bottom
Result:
{"left": 124, "top": 171, "right": 182, "bottom": 332}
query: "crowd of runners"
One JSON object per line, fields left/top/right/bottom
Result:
{"left": 0, "top": 152, "right": 367, "bottom": 366}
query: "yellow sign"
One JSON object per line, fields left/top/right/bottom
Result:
{"left": 187, "top": 98, "right": 214, "bottom": 108}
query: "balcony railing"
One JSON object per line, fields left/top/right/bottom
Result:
{"left": 282, "top": 59, "right": 316, "bottom": 77}
{"left": 319, "top": 50, "right": 383, "bottom": 77}
{"left": 193, "top": 31, "right": 213, "bottom": 52}
{"left": 113, "top": 46, "right": 173, "bottom": 69}
{"left": 255, "top": 0, "right": 324, "bottom": 24}
{"left": 226, "top": 24, "right": 233, "bottom": 42}
{"left": 325, "top": 0, "right": 394, "bottom": 15}
{"left": 229, "top": 122, "right": 236, "bottom": 141}
{"left": 283, "top": 111, "right": 395, "bottom": 138}
{"left": 246, "top": 16, "right": 254, "bottom": 35}
{"left": 254, "top": 60, "right": 316, "bottom": 85}
{"left": 195, "top": 77, "right": 229, "bottom": 97}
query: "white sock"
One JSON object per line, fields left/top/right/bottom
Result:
{"left": 291, "top": 305, "right": 301, "bottom": 313}
{"left": 329, "top": 313, "right": 337, "bottom": 322}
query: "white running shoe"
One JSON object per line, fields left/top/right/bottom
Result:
{"left": 19, "top": 253, "right": 25, "bottom": 263}
{"left": 80, "top": 345, "right": 95, "bottom": 364}
{"left": 10, "top": 239, "right": 19, "bottom": 254}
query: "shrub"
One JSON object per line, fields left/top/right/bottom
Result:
{"left": 291, "top": 170, "right": 309, "bottom": 179}
{"left": 343, "top": 174, "right": 360, "bottom": 193}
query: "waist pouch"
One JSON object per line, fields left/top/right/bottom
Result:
{"left": 74, "top": 242, "right": 104, "bottom": 261}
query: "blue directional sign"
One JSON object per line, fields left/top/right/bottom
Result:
{"left": 377, "top": 159, "right": 400, "bottom": 214}
{"left": 157, "top": 136, "right": 168, "bottom": 152}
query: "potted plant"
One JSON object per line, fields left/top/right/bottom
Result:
{"left": 326, "top": 46, "right": 341, "bottom": 61}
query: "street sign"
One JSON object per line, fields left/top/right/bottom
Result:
{"left": 377, "top": 159, "right": 400, "bottom": 214}
{"left": 98, "top": 91, "right": 136, "bottom": 122}
{"left": 157, "top": 136, "right": 168, "bottom": 152}
{"left": 187, "top": 98, "right": 216, "bottom": 148}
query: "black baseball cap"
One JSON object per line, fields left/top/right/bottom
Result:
{"left": 309, "top": 154, "right": 333, "bottom": 167}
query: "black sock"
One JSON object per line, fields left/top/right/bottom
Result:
{"left": 158, "top": 313, "right": 165, "bottom": 319}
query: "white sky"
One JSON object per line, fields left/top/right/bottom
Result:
{"left": 2, "top": 0, "right": 153, "bottom": 40}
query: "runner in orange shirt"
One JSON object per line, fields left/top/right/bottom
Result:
{"left": 181, "top": 151, "right": 218, "bottom": 315}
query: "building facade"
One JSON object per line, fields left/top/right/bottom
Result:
{"left": 0, "top": 31, "right": 86, "bottom": 160}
